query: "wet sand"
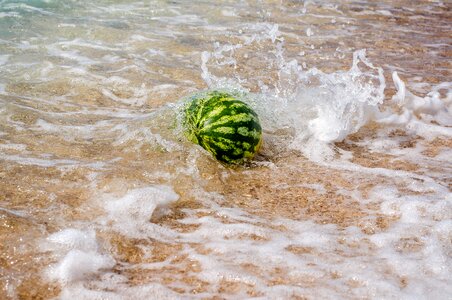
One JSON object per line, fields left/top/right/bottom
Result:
{"left": 0, "top": 0, "right": 451, "bottom": 299}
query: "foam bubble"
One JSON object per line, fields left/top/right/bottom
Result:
{"left": 377, "top": 72, "right": 452, "bottom": 138}
{"left": 44, "top": 229, "right": 115, "bottom": 284}
{"left": 102, "top": 185, "right": 179, "bottom": 239}
{"left": 47, "top": 249, "right": 115, "bottom": 284}
{"left": 46, "top": 228, "right": 98, "bottom": 252}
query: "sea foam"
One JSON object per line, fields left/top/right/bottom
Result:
{"left": 42, "top": 185, "right": 180, "bottom": 296}
{"left": 44, "top": 229, "right": 115, "bottom": 284}
{"left": 200, "top": 24, "right": 451, "bottom": 163}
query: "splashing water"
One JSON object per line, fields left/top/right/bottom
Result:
{"left": 0, "top": 1, "right": 451, "bottom": 299}
{"left": 200, "top": 24, "right": 450, "bottom": 161}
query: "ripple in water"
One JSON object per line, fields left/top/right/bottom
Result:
{"left": 0, "top": 1, "right": 451, "bottom": 299}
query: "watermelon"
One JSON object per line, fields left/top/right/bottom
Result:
{"left": 183, "top": 90, "right": 262, "bottom": 164}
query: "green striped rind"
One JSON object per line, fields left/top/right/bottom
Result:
{"left": 183, "top": 91, "right": 262, "bottom": 164}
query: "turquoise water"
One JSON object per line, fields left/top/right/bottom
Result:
{"left": 0, "top": 1, "right": 451, "bottom": 299}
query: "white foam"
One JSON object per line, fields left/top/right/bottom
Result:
{"left": 0, "top": 206, "right": 27, "bottom": 217}
{"left": 0, "top": 143, "right": 27, "bottom": 151}
{"left": 42, "top": 185, "right": 180, "bottom": 295}
{"left": 183, "top": 24, "right": 452, "bottom": 298}
{"left": 0, "top": 154, "right": 79, "bottom": 167}
{"left": 34, "top": 119, "right": 96, "bottom": 140}
{"left": 46, "top": 43, "right": 97, "bottom": 66}
{"left": 48, "top": 249, "right": 115, "bottom": 284}
{"left": 44, "top": 229, "right": 115, "bottom": 284}
{"left": 57, "top": 23, "right": 77, "bottom": 28}
{"left": 0, "top": 54, "right": 9, "bottom": 65}
{"left": 58, "top": 39, "right": 122, "bottom": 52}
{"left": 112, "top": 123, "right": 182, "bottom": 152}
{"left": 46, "top": 229, "right": 99, "bottom": 252}
{"left": 377, "top": 72, "right": 452, "bottom": 138}
{"left": 291, "top": 50, "right": 385, "bottom": 144}
{"left": 0, "top": 11, "right": 19, "bottom": 18}
{"left": 199, "top": 24, "right": 451, "bottom": 164}
{"left": 151, "top": 14, "right": 207, "bottom": 26}
{"left": 200, "top": 27, "right": 387, "bottom": 161}
{"left": 130, "top": 34, "right": 155, "bottom": 42}
{"left": 102, "top": 186, "right": 179, "bottom": 239}
{"left": 221, "top": 9, "right": 237, "bottom": 17}
{"left": 2, "top": 2, "right": 450, "bottom": 299}
{"left": 377, "top": 9, "right": 393, "bottom": 16}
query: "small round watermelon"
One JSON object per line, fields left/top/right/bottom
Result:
{"left": 183, "top": 90, "right": 262, "bottom": 164}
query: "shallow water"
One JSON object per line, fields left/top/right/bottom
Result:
{"left": 0, "top": 0, "right": 451, "bottom": 299}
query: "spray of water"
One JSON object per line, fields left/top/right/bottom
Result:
{"left": 198, "top": 24, "right": 451, "bottom": 161}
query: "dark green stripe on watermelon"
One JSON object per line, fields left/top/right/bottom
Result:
{"left": 183, "top": 91, "right": 262, "bottom": 164}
